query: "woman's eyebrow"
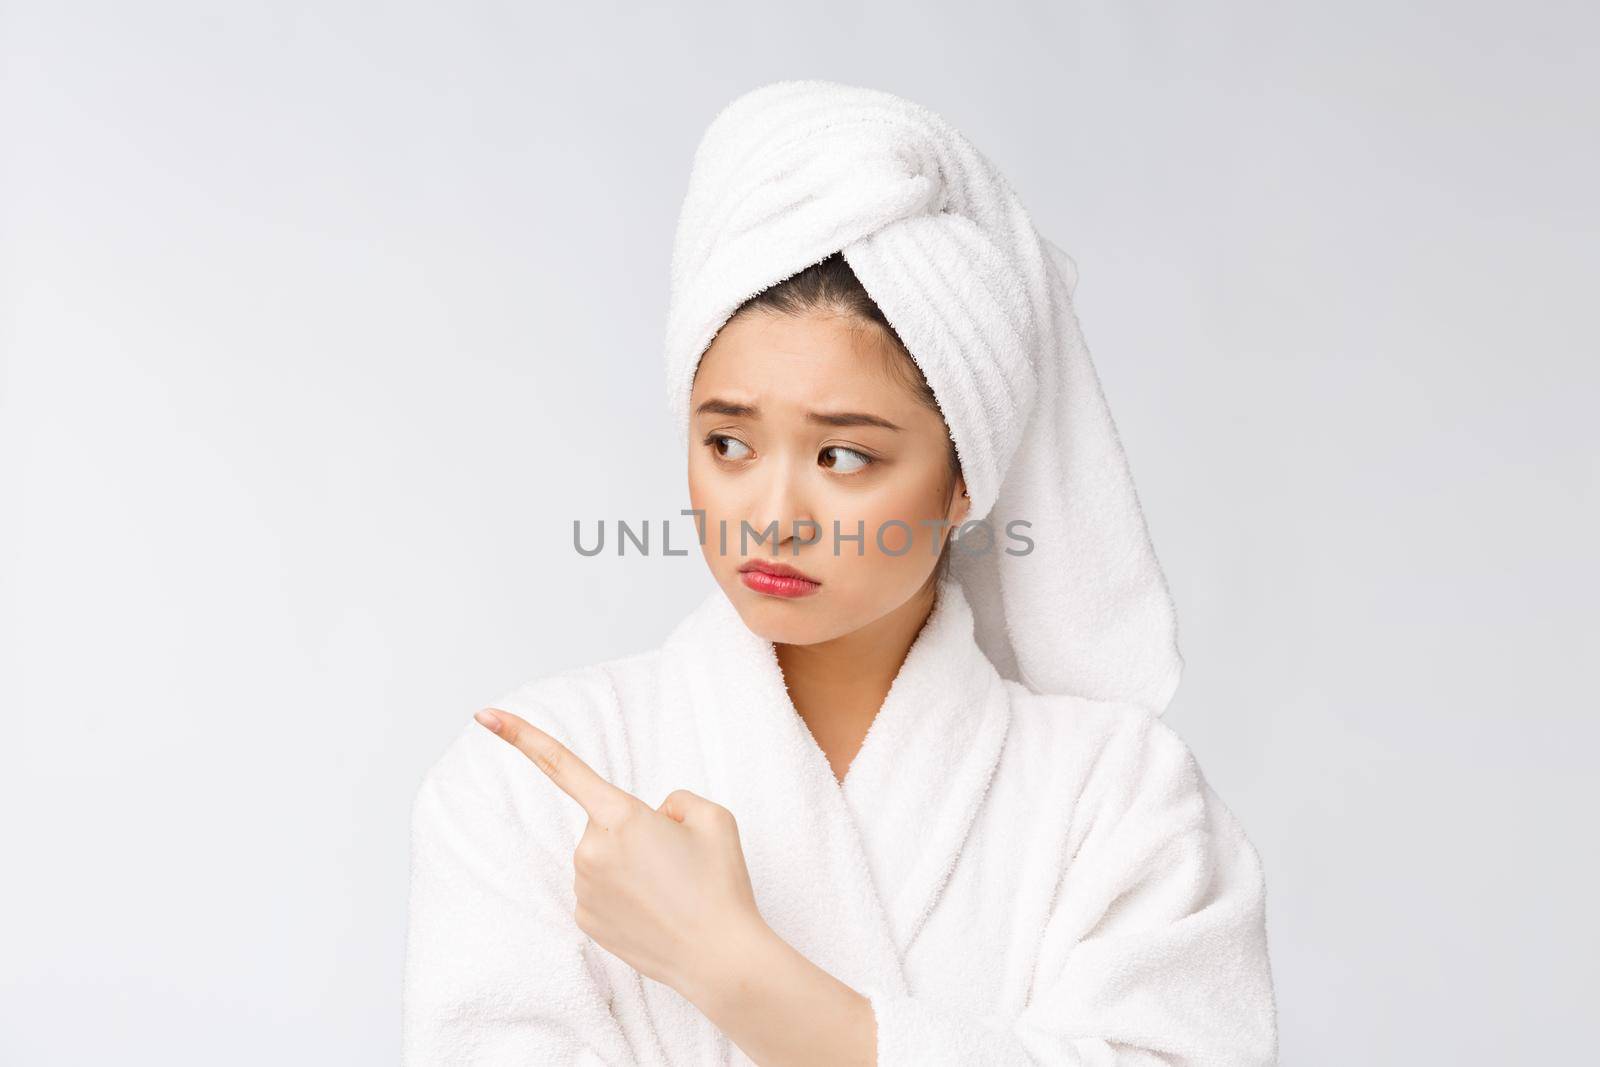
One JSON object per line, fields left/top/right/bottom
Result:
{"left": 693, "top": 397, "right": 902, "bottom": 432}
{"left": 694, "top": 398, "right": 759, "bottom": 419}
{"left": 808, "top": 409, "right": 902, "bottom": 431}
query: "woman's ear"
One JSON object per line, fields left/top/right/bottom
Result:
{"left": 950, "top": 476, "right": 971, "bottom": 527}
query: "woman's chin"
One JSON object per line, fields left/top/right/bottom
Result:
{"left": 728, "top": 586, "right": 836, "bottom": 641}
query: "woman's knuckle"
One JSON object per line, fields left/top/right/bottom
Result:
{"left": 535, "top": 743, "right": 563, "bottom": 778}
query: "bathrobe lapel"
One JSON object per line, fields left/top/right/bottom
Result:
{"left": 656, "top": 576, "right": 1012, "bottom": 1002}
{"left": 836, "top": 579, "right": 1014, "bottom": 956}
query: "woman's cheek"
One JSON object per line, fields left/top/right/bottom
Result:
{"left": 857, "top": 485, "right": 944, "bottom": 564}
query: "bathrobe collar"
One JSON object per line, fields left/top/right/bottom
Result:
{"left": 658, "top": 574, "right": 1013, "bottom": 999}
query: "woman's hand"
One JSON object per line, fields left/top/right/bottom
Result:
{"left": 472, "top": 706, "right": 770, "bottom": 1000}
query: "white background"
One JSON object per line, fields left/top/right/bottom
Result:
{"left": 3, "top": 2, "right": 1595, "bottom": 1062}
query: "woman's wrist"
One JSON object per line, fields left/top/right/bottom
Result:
{"left": 673, "top": 913, "right": 783, "bottom": 1015}
{"left": 675, "top": 915, "right": 877, "bottom": 1067}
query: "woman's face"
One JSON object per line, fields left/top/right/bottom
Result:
{"left": 687, "top": 307, "right": 969, "bottom": 645}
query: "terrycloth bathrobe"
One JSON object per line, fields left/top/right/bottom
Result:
{"left": 402, "top": 574, "right": 1278, "bottom": 1065}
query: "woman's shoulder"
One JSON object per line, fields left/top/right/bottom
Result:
{"left": 1007, "top": 682, "right": 1183, "bottom": 755}
{"left": 1004, "top": 683, "right": 1228, "bottom": 830}
{"left": 1029, "top": 689, "right": 1266, "bottom": 882}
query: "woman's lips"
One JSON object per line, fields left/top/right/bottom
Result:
{"left": 738, "top": 561, "right": 821, "bottom": 598}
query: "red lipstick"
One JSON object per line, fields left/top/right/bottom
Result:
{"left": 738, "top": 559, "right": 821, "bottom": 598}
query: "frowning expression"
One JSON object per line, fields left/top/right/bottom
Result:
{"left": 687, "top": 306, "right": 968, "bottom": 645}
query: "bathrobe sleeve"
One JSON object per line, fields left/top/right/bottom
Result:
{"left": 402, "top": 712, "right": 637, "bottom": 1066}
{"left": 861, "top": 711, "right": 1278, "bottom": 1066}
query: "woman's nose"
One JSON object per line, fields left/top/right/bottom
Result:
{"left": 746, "top": 459, "right": 816, "bottom": 553}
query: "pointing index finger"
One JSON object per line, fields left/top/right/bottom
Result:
{"left": 475, "top": 707, "right": 634, "bottom": 821}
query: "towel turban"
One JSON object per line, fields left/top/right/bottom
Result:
{"left": 663, "top": 80, "right": 1182, "bottom": 715}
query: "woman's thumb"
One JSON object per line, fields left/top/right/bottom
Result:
{"left": 656, "top": 788, "right": 702, "bottom": 823}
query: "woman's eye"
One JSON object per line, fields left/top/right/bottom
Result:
{"left": 820, "top": 445, "right": 873, "bottom": 474}
{"left": 707, "top": 434, "right": 752, "bottom": 461}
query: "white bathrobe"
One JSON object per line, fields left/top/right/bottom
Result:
{"left": 402, "top": 575, "right": 1278, "bottom": 1065}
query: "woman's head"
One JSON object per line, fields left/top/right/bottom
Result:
{"left": 687, "top": 253, "right": 969, "bottom": 645}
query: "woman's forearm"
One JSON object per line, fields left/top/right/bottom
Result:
{"left": 678, "top": 918, "right": 876, "bottom": 1067}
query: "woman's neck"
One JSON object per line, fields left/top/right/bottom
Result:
{"left": 773, "top": 580, "right": 940, "bottom": 784}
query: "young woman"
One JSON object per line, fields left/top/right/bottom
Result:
{"left": 403, "top": 82, "right": 1277, "bottom": 1067}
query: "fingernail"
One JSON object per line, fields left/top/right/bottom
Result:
{"left": 474, "top": 709, "right": 503, "bottom": 733}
